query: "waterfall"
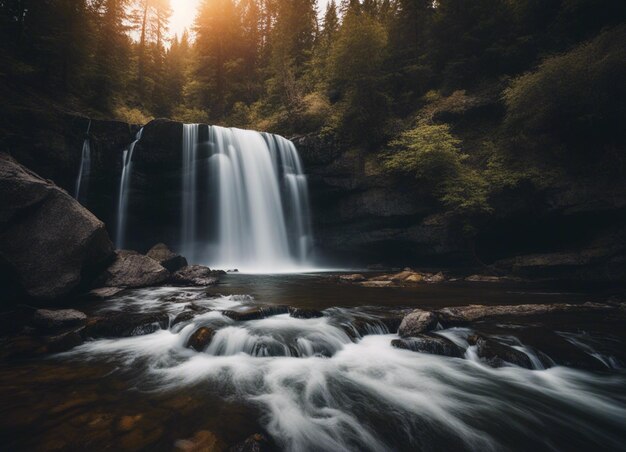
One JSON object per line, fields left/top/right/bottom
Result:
{"left": 74, "top": 120, "right": 92, "bottom": 202}
{"left": 181, "top": 125, "right": 314, "bottom": 271}
{"left": 115, "top": 128, "right": 143, "bottom": 249}
{"left": 181, "top": 124, "right": 199, "bottom": 262}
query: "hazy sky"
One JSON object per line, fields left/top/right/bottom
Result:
{"left": 169, "top": 0, "right": 331, "bottom": 39}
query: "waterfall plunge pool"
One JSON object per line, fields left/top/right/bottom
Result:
{"left": 1, "top": 275, "right": 625, "bottom": 451}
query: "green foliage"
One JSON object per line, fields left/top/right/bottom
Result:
{"left": 384, "top": 124, "right": 490, "bottom": 214}
{"left": 504, "top": 25, "right": 626, "bottom": 171}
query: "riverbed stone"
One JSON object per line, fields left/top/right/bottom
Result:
{"left": 0, "top": 153, "right": 114, "bottom": 302}
{"left": 391, "top": 335, "right": 463, "bottom": 357}
{"left": 398, "top": 309, "right": 438, "bottom": 337}
{"left": 171, "top": 265, "right": 219, "bottom": 286}
{"left": 186, "top": 327, "right": 216, "bottom": 351}
{"left": 33, "top": 309, "right": 87, "bottom": 331}
{"left": 98, "top": 252, "right": 170, "bottom": 288}
{"left": 339, "top": 274, "right": 366, "bottom": 282}
{"left": 288, "top": 307, "right": 324, "bottom": 318}
{"left": 146, "top": 243, "right": 188, "bottom": 272}
{"left": 229, "top": 433, "right": 271, "bottom": 452}
{"left": 175, "top": 430, "right": 226, "bottom": 452}
{"left": 82, "top": 312, "right": 169, "bottom": 338}
{"left": 468, "top": 334, "right": 533, "bottom": 369}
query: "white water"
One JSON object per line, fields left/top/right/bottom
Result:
{"left": 115, "top": 128, "right": 143, "bottom": 249}
{"left": 74, "top": 120, "right": 92, "bottom": 202}
{"left": 182, "top": 125, "right": 313, "bottom": 272}
{"left": 65, "top": 291, "right": 626, "bottom": 451}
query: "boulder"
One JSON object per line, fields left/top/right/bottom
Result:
{"left": 146, "top": 243, "right": 188, "bottom": 272}
{"left": 391, "top": 335, "right": 463, "bottom": 357}
{"left": 288, "top": 307, "right": 324, "bottom": 319}
{"left": 0, "top": 153, "right": 114, "bottom": 301}
{"left": 82, "top": 312, "right": 169, "bottom": 338}
{"left": 222, "top": 306, "right": 288, "bottom": 321}
{"left": 186, "top": 327, "right": 216, "bottom": 351}
{"left": 171, "top": 311, "right": 196, "bottom": 327}
{"left": 171, "top": 265, "right": 219, "bottom": 286}
{"left": 88, "top": 287, "right": 125, "bottom": 299}
{"left": 32, "top": 309, "right": 87, "bottom": 331}
{"left": 98, "top": 252, "right": 170, "bottom": 288}
{"left": 398, "top": 309, "right": 438, "bottom": 337}
{"left": 468, "top": 334, "right": 533, "bottom": 369}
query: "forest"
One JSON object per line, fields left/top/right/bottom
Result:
{"left": 1, "top": 0, "right": 625, "bottom": 230}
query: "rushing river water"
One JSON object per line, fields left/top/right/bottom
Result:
{"left": 1, "top": 275, "right": 625, "bottom": 451}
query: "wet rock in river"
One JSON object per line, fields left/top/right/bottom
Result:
{"left": 88, "top": 287, "right": 125, "bottom": 299}
{"left": 146, "top": 243, "right": 188, "bottom": 272}
{"left": 229, "top": 433, "right": 271, "bottom": 452}
{"left": 186, "top": 327, "right": 216, "bottom": 351}
{"left": 468, "top": 334, "right": 533, "bottom": 369}
{"left": 33, "top": 309, "right": 87, "bottom": 331}
{"left": 436, "top": 302, "right": 611, "bottom": 325}
{"left": 171, "top": 265, "right": 220, "bottom": 286}
{"left": 391, "top": 335, "right": 463, "bottom": 358}
{"left": 82, "top": 313, "right": 169, "bottom": 338}
{"left": 288, "top": 307, "right": 324, "bottom": 318}
{"left": 398, "top": 309, "right": 438, "bottom": 338}
{"left": 45, "top": 329, "right": 84, "bottom": 353}
{"left": 171, "top": 311, "right": 197, "bottom": 327}
{"left": 223, "top": 306, "right": 288, "bottom": 321}
{"left": 339, "top": 273, "right": 366, "bottom": 282}
{"left": 175, "top": 430, "right": 227, "bottom": 451}
{"left": 97, "top": 252, "right": 170, "bottom": 288}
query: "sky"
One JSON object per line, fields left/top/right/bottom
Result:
{"left": 169, "top": 0, "right": 331, "bottom": 39}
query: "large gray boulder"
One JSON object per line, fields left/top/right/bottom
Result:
{"left": 146, "top": 243, "right": 187, "bottom": 272}
{"left": 398, "top": 309, "right": 438, "bottom": 338}
{"left": 98, "top": 252, "right": 170, "bottom": 288}
{"left": 171, "top": 265, "right": 220, "bottom": 286}
{"left": 0, "top": 154, "right": 114, "bottom": 302}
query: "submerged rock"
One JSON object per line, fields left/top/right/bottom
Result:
{"left": 398, "top": 309, "right": 438, "bottom": 338}
{"left": 146, "top": 243, "right": 188, "bottom": 272}
{"left": 391, "top": 335, "right": 463, "bottom": 358}
{"left": 0, "top": 153, "right": 114, "bottom": 302}
{"left": 186, "top": 327, "right": 216, "bottom": 351}
{"left": 98, "top": 252, "right": 170, "bottom": 288}
{"left": 229, "top": 433, "right": 271, "bottom": 452}
{"left": 175, "top": 430, "right": 226, "bottom": 452}
{"left": 288, "top": 307, "right": 324, "bottom": 318}
{"left": 32, "top": 309, "right": 87, "bottom": 331}
{"left": 468, "top": 334, "right": 533, "bottom": 369}
{"left": 82, "top": 313, "right": 169, "bottom": 338}
{"left": 171, "top": 265, "right": 219, "bottom": 286}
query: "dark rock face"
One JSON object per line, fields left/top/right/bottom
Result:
{"left": 186, "top": 327, "right": 216, "bottom": 351}
{"left": 0, "top": 154, "right": 114, "bottom": 302}
{"left": 288, "top": 307, "right": 324, "bottom": 318}
{"left": 98, "top": 252, "right": 170, "bottom": 288}
{"left": 146, "top": 243, "right": 188, "bottom": 272}
{"left": 171, "top": 265, "right": 219, "bottom": 286}
{"left": 391, "top": 335, "right": 463, "bottom": 358}
{"left": 398, "top": 310, "right": 438, "bottom": 338}
{"left": 32, "top": 309, "right": 87, "bottom": 331}
{"left": 468, "top": 334, "right": 533, "bottom": 369}
{"left": 82, "top": 313, "right": 169, "bottom": 339}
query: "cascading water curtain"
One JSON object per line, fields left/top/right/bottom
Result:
{"left": 180, "top": 124, "right": 314, "bottom": 271}
{"left": 74, "top": 119, "right": 92, "bottom": 203}
{"left": 115, "top": 128, "right": 143, "bottom": 250}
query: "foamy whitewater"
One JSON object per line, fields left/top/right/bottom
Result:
{"left": 64, "top": 289, "right": 626, "bottom": 451}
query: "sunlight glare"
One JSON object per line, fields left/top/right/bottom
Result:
{"left": 170, "top": 0, "right": 200, "bottom": 39}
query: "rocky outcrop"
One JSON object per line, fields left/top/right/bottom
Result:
{"left": 82, "top": 312, "right": 169, "bottom": 339}
{"left": 146, "top": 243, "right": 188, "bottom": 272}
{"left": 0, "top": 154, "right": 114, "bottom": 302}
{"left": 32, "top": 309, "right": 87, "bottom": 331}
{"left": 171, "top": 265, "right": 220, "bottom": 286}
{"left": 398, "top": 310, "right": 438, "bottom": 337}
{"left": 391, "top": 335, "right": 463, "bottom": 358}
{"left": 97, "top": 251, "right": 170, "bottom": 288}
